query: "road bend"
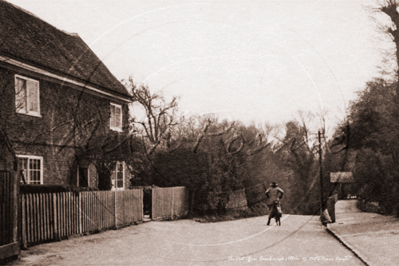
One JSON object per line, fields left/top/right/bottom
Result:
{"left": 11, "top": 215, "right": 365, "bottom": 266}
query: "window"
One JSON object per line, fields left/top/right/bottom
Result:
{"left": 15, "top": 75, "right": 40, "bottom": 116}
{"left": 111, "top": 162, "right": 124, "bottom": 190}
{"left": 17, "top": 155, "right": 43, "bottom": 184}
{"left": 110, "top": 103, "right": 122, "bottom": 131}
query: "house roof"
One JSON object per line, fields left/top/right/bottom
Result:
{"left": 0, "top": 0, "right": 131, "bottom": 100}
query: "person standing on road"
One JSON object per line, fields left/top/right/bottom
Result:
{"left": 265, "top": 182, "right": 284, "bottom": 211}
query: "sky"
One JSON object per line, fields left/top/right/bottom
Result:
{"left": 6, "top": 0, "right": 389, "bottom": 132}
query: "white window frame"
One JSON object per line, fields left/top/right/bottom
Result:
{"left": 15, "top": 75, "right": 41, "bottom": 117}
{"left": 111, "top": 161, "right": 125, "bottom": 191}
{"left": 17, "top": 155, "right": 44, "bottom": 185}
{"left": 110, "top": 103, "right": 123, "bottom": 132}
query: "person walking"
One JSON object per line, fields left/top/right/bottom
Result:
{"left": 265, "top": 182, "right": 284, "bottom": 209}
{"left": 265, "top": 182, "right": 284, "bottom": 225}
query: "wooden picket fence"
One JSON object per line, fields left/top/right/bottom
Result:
{"left": 20, "top": 190, "right": 143, "bottom": 247}
{"left": 225, "top": 189, "right": 248, "bottom": 211}
{"left": 152, "top": 187, "right": 189, "bottom": 220}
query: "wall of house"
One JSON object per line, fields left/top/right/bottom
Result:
{"left": 0, "top": 143, "right": 13, "bottom": 172}
{"left": 0, "top": 66, "right": 131, "bottom": 188}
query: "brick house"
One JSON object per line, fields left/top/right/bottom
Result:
{"left": 0, "top": 1, "right": 133, "bottom": 190}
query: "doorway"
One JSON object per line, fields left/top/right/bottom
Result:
{"left": 143, "top": 187, "right": 152, "bottom": 221}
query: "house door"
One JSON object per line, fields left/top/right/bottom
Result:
{"left": 0, "top": 171, "right": 20, "bottom": 261}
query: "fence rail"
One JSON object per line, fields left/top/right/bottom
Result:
{"left": 20, "top": 190, "right": 143, "bottom": 247}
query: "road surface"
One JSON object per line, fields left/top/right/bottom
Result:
{"left": 9, "top": 214, "right": 364, "bottom": 265}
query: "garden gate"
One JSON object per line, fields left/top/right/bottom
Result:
{"left": 152, "top": 187, "right": 189, "bottom": 220}
{"left": 0, "top": 171, "right": 19, "bottom": 260}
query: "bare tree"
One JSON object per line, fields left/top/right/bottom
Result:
{"left": 373, "top": 0, "right": 399, "bottom": 97}
{"left": 270, "top": 111, "right": 333, "bottom": 214}
{"left": 125, "top": 77, "right": 179, "bottom": 155}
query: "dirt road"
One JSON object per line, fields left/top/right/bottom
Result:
{"left": 9, "top": 214, "right": 364, "bottom": 265}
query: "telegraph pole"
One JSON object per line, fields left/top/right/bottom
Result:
{"left": 319, "top": 130, "right": 324, "bottom": 214}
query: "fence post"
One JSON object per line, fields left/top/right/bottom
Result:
{"left": 21, "top": 194, "right": 27, "bottom": 249}
{"left": 53, "top": 193, "right": 58, "bottom": 240}
{"left": 151, "top": 188, "right": 155, "bottom": 221}
{"left": 172, "top": 188, "right": 175, "bottom": 219}
{"left": 141, "top": 189, "right": 144, "bottom": 221}
{"left": 114, "top": 191, "right": 117, "bottom": 229}
{"left": 12, "top": 168, "right": 19, "bottom": 245}
{"left": 79, "top": 192, "right": 82, "bottom": 234}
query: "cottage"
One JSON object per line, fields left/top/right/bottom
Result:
{"left": 0, "top": 0, "right": 133, "bottom": 190}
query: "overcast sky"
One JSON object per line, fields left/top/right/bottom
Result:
{"left": 7, "top": 0, "right": 389, "bottom": 131}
